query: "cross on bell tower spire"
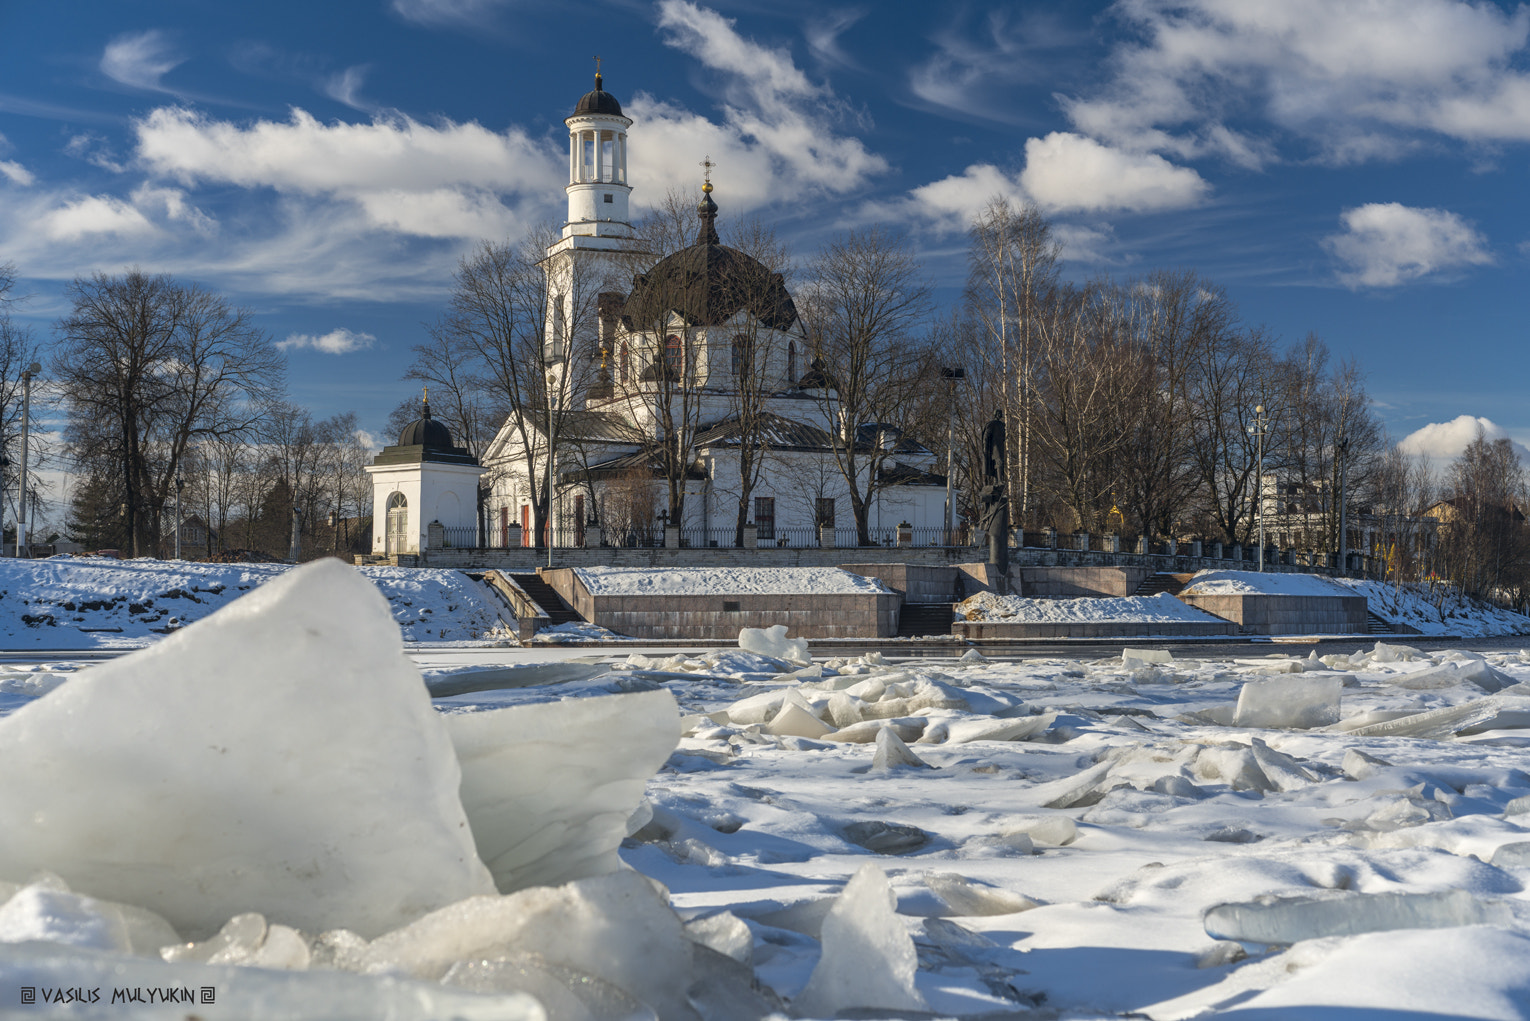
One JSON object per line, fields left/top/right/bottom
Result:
{"left": 696, "top": 155, "right": 720, "bottom": 245}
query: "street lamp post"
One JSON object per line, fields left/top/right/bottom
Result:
{"left": 546, "top": 369, "right": 558, "bottom": 569}
{"left": 941, "top": 366, "right": 964, "bottom": 545}
{"left": 1249, "top": 404, "right": 1271, "bottom": 572}
{"left": 17, "top": 361, "right": 39, "bottom": 557}
{"left": 173, "top": 473, "right": 184, "bottom": 560}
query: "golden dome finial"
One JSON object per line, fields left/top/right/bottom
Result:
{"left": 699, "top": 154, "right": 715, "bottom": 193}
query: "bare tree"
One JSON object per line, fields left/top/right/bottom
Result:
{"left": 0, "top": 264, "right": 49, "bottom": 540}
{"left": 965, "top": 198, "right": 1060, "bottom": 525}
{"left": 799, "top": 227, "right": 933, "bottom": 544}
{"left": 53, "top": 271, "right": 284, "bottom": 556}
{"left": 1437, "top": 428, "right": 1529, "bottom": 603}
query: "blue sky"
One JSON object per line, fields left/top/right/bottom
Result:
{"left": 2, "top": 0, "right": 1529, "bottom": 470}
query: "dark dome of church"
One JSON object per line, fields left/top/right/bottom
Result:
{"left": 620, "top": 188, "right": 797, "bottom": 332}
{"left": 573, "top": 74, "right": 623, "bottom": 117}
{"left": 398, "top": 403, "right": 454, "bottom": 449}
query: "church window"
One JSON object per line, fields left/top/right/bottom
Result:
{"left": 604, "top": 193, "right": 613, "bottom": 204}
{"left": 730, "top": 335, "right": 750, "bottom": 377}
{"left": 787, "top": 340, "right": 797, "bottom": 382}
{"left": 551, "top": 295, "right": 565, "bottom": 361}
{"left": 754, "top": 497, "right": 775, "bottom": 540}
{"left": 815, "top": 498, "right": 836, "bottom": 528}
{"left": 664, "top": 334, "right": 683, "bottom": 375}
{"left": 619, "top": 340, "right": 630, "bottom": 382}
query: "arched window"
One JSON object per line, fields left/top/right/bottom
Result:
{"left": 619, "top": 339, "right": 630, "bottom": 383}
{"left": 385, "top": 492, "right": 408, "bottom": 556}
{"left": 787, "top": 340, "right": 797, "bottom": 382}
{"left": 664, "top": 334, "right": 683, "bottom": 375}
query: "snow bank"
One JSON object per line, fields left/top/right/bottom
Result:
{"left": 574, "top": 565, "right": 889, "bottom": 595}
{"left": 956, "top": 591, "right": 1221, "bottom": 623}
{"left": 1182, "top": 570, "right": 1351, "bottom": 596}
{"left": 1338, "top": 577, "right": 1530, "bottom": 636}
{"left": 0, "top": 559, "right": 494, "bottom": 937}
{"left": 0, "top": 557, "right": 508, "bottom": 648}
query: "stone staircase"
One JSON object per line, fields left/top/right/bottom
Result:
{"left": 508, "top": 574, "right": 583, "bottom": 625}
{"left": 1366, "top": 610, "right": 1422, "bottom": 635}
{"left": 897, "top": 603, "right": 957, "bottom": 638}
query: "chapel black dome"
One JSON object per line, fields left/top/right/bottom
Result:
{"left": 620, "top": 186, "right": 798, "bottom": 331}
{"left": 398, "top": 402, "right": 454, "bottom": 449}
{"left": 573, "top": 73, "right": 623, "bottom": 117}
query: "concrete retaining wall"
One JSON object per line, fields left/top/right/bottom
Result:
{"left": 538, "top": 567, "right": 899, "bottom": 639}
{"left": 1016, "top": 566, "right": 1152, "bottom": 598}
{"left": 953, "top": 619, "right": 1236, "bottom": 639}
{"left": 1178, "top": 593, "right": 1368, "bottom": 635}
{"left": 838, "top": 564, "right": 960, "bottom": 604}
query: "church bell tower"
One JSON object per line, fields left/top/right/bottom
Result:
{"left": 558, "top": 66, "right": 636, "bottom": 249}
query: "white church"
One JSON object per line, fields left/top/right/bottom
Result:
{"left": 368, "top": 73, "right": 945, "bottom": 555}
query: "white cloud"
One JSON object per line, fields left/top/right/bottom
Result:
{"left": 1324, "top": 202, "right": 1492, "bottom": 287}
{"left": 130, "top": 184, "right": 217, "bottom": 236}
{"left": 101, "top": 29, "right": 185, "bottom": 92}
{"left": 40, "top": 195, "right": 158, "bottom": 242}
{"left": 0, "top": 160, "right": 31, "bottom": 186}
{"left": 805, "top": 9, "right": 866, "bottom": 70}
{"left": 636, "top": 0, "right": 887, "bottom": 211}
{"left": 1399, "top": 415, "right": 1530, "bottom": 461}
{"left": 391, "top": 0, "right": 512, "bottom": 27}
{"left": 1061, "top": 0, "right": 1530, "bottom": 164}
{"left": 1019, "top": 132, "right": 1209, "bottom": 214}
{"left": 903, "top": 133, "right": 1207, "bottom": 231}
{"left": 132, "top": 106, "right": 558, "bottom": 238}
{"left": 64, "top": 133, "right": 126, "bottom": 173}
{"left": 277, "top": 328, "right": 377, "bottom": 354}
{"left": 324, "top": 66, "right": 371, "bottom": 110}
{"left": 905, "top": 163, "right": 1024, "bottom": 229}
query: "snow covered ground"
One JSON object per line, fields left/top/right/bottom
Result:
{"left": 0, "top": 557, "right": 509, "bottom": 647}
{"left": 574, "top": 566, "right": 891, "bottom": 596}
{"left": 1181, "top": 570, "right": 1353, "bottom": 597}
{"left": 958, "top": 591, "right": 1223, "bottom": 624}
{"left": 1340, "top": 577, "right": 1530, "bottom": 637}
{"left": 5, "top": 563, "right": 1530, "bottom": 1017}
{"left": 1183, "top": 569, "right": 1530, "bottom": 637}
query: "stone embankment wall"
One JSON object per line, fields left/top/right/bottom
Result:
{"left": 1178, "top": 594, "right": 1368, "bottom": 635}
{"left": 538, "top": 568, "right": 900, "bottom": 639}
{"left": 953, "top": 620, "right": 1237, "bottom": 639}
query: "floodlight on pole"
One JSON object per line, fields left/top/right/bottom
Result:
{"left": 1248, "top": 404, "right": 1271, "bottom": 572}
{"left": 941, "top": 366, "right": 964, "bottom": 545}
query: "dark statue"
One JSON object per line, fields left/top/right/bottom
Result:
{"left": 978, "top": 410, "right": 1009, "bottom": 590}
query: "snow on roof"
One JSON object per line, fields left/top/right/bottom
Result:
{"left": 1182, "top": 570, "right": 1352, "bottom": 597}
{"left": 574, "top": 566, "right": 890, "bottom": 596}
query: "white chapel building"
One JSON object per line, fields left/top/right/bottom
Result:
{"left": 392, "top": 73, "right": 947, "bottom": 551}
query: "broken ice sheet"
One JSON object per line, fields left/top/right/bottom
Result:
{"left": 793, "top": 864, "right": 927, "bottom": 1017}
{"left": 1204, "top": 888, "right": 1514, "bottom": 944}
{"left": 1233, "top": 674, "right": 1342, "bottom": 729}
{"left": 446, "top": 687, "right": 680, "bottom": 893}
{"left": 0, "top": 559, "right": 494, "bottom": 938}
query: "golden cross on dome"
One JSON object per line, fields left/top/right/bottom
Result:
{"left": 699, "top": 154, "right": 715, "bottom": 193}
{"left": 594, "top": 55, "right": 602, "bottom": 74}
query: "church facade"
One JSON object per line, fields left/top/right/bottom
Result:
{"left": 476, "top": 74, "right": 946, "bottom": 549}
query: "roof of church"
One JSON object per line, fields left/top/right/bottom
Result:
{"left": 374, "top": 396, "right": 479, "bottom": 466}
{"left": 620, "top": 185, "right": 798, "bottom": 332}
{"left": 573, "top": 73, "right": 623, "bottom": 117}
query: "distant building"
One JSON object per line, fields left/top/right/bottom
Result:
{"left": 478, "top": 73, "right": 945, "bottom": 547}
{"left": 364, "top": 399, "right": 486, "bottom": 556}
